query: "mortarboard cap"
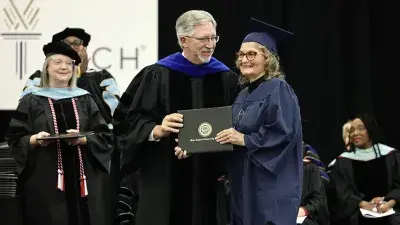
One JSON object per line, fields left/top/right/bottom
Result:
{"left": 52, "top": 27, "right": 91, "bottom": 46}
{"left": 242, "top": 18, "right": 293, "bottom": 54}
{"left": 43, "top": 41, "right": 81, "bottom": 65}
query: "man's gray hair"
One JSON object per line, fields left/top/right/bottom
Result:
{"left": 175, "top": 10, "right": 217, "bottom": 49}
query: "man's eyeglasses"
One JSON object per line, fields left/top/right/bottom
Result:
{"left": 236, "top": 51, "right": 258, "bottom": 61}
{"left": 186, "top": 36, "right": 220, "bottom": 43}
{"left": 62, "top": 39, "right": 83, "bottom": 47}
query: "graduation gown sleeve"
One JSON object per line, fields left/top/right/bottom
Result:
{"left": 20, "top": 70, "right": 41, "bottom": 98}
{"left": 76, "top": 70, "right": 120, "bottom": 125}
{"left": 84, "top": 95, "right": 114, "bottom": 172}
{"left": 6, "top": 95, "right": 35, "bottom": 174}
{"left": 301, "top": 162, "right": 330, "bottom": 225}
{"left": 97, "top": 69, "right": 120, "bottom": 116}
{"left": 112, "top": 66, "right": 166, "bottom": 170}
{"left": 385, "top": 151, "right": 400, "bottom": 203}
{"left": 243, "top": 80, "right": 302, "bottom": 175}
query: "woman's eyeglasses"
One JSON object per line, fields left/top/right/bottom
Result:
{"left": 236, "top": 51, "right": 258, "bottom": 61}
{"left": 349, "top": 126, "right": 366, "bottom": 135}
{"left": 51, "top": 59, "right": 74, "bottom": 67}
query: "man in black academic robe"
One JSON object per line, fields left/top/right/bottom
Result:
{"left": 20, "top": 27, "right": 121, "bottom": 225}
{"left": 112, "top": 10, "right": 240, "bottom": 225}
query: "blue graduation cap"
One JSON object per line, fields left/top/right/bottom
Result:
{"left": 242, "top": 18, "right": 294, "bottom": 54}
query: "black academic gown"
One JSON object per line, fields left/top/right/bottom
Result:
{"left": 22, "top": 69, "right": 121, "bottom": 225}
{"left": 300, "top": 161, "right": 330, "bottom": 225}
{"left": 329, "top": 150, "right": 400, "bottom": 225}
{"left": 112, "top": 54, "right": 240, "bottom": 225}
{"left": 6, "top": 93, "right": 114, "bottom": 225}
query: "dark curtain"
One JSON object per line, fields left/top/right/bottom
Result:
{"left": 157, "top": 0, "right": 399, "bottom": 164}
{"left": 0, "top": 0, "right": 398, "bottom": 166}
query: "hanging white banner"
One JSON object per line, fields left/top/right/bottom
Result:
{"left": 0, "top": 0, "right": 158, "bottom": 109}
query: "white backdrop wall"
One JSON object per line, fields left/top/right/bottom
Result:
{"left": 0, "top": 0, "right": 158, "bottom": 109}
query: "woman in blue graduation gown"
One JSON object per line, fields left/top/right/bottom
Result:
{"left": 329, "top": 114, "right": 400, "bottom": 225}
{"left": 6, "top": 42, "right": 113, "bottom": 225}
{"left": 215, "top": 18, "right": 303, "bottom": 225}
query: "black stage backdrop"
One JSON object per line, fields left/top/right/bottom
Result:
{"left": 0, "top": 0, "right": 398, "bottom": 165}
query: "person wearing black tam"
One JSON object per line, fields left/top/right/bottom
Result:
{"left": 53, "top": 27, "right": 91, "bottom": 47}
{"left": 6, "top": 41, "right": 114, "bottom": 225}
{"left": 21, "top": 28, "right": 121, "bottom": 224}
{"left": 214, "top": 18, "right": 303, "bottom": 225}
{"left": 21, "top": 27, "right": 120, "bottom": 127}
{"left": 51, "top": 28, "right": 91, "bottom": 75}
{"left": 113, "top": 10, "right": 240, "bottom": 225}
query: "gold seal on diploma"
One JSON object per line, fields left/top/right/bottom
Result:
{"left": 198, "top": 122, "right": 212, "bottom": 137}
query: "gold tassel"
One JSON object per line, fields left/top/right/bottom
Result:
{"left": 76, "top": 64, "right": 81, "bottom": 78}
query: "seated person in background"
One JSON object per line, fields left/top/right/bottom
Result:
{"left": 329, "top": 113, "right": 400, "bottom": 225}
{"left": 303, "top": 142, "right": 330, "bottom": 185}
{"left": 299, "top": 146, "right": 330, "bottom": 225}
{"left": 342, "top": 120, "right": 353, "bottom": 151}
